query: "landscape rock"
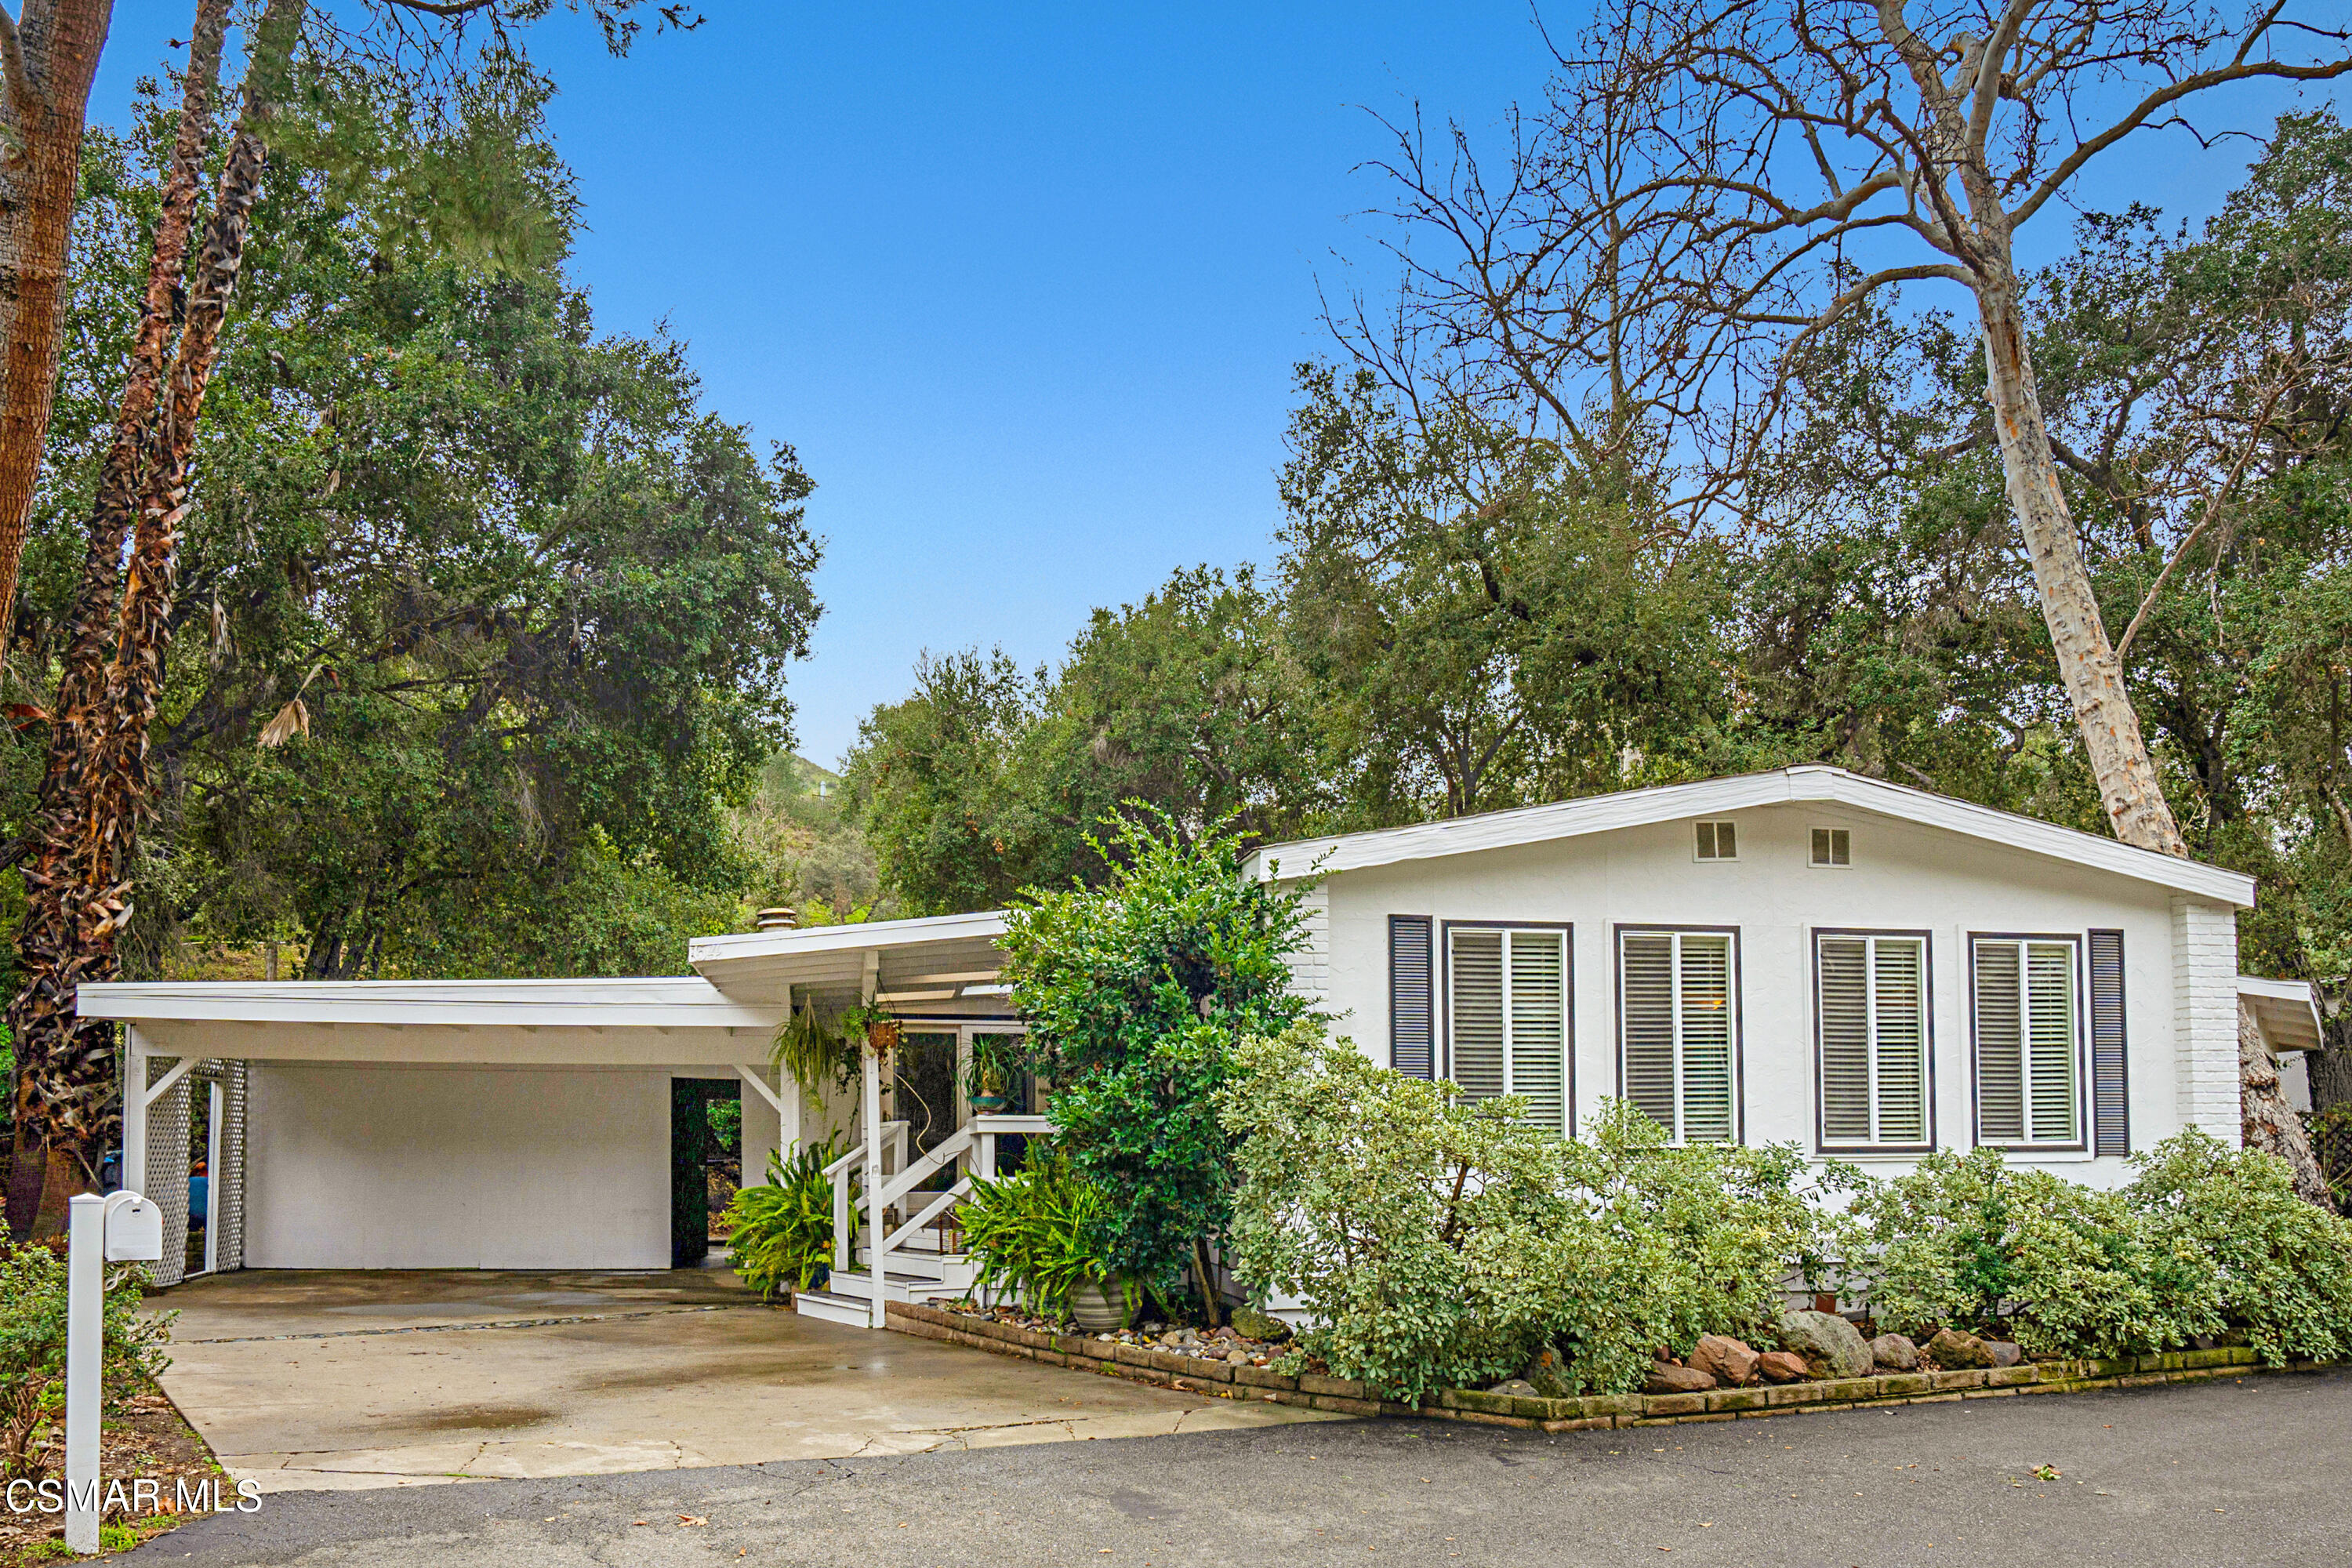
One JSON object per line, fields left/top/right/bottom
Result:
{"left": 1523, "top": 1346, "right": 1576, "bottom": 1398}
{"left": 1688, "top": 1334, "right": 1761, "bottom": 1386}
{"left": 1778, "top": 1309, "right": 1874, "bottom": 1379}
{"left": 1643, "top": 1362, "right": 1718, "bottom": 1395}
{"left": 1868, "top": 1334, "right": 1920, "bottom": 1371}
{"left": 1756, "top": 1350, "right": 1809, "bottom": 1383}
{"left": 1926, "top": 1328, "right": 1995, "bottom": 1369}
{"left": 1987, "top": 1341, "right": 2024, "bottom": 1369}
{"left": 1487, "top": 1378, "right": 1541, "bottom": 1397}
{"left": 1229, "top": 1307, "right": 1293, "bottom": 1344}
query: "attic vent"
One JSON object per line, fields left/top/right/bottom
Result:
{"left": 753, "top": 907, "right": 799, "bottom": 932}
{"left": 1693, "top": 820, "right": 1738, "bottom": 861}
{"left": 1810, "top": 828, "right": 1851, "bottom": 867}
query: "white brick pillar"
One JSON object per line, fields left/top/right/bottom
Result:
{"left": 1283, "top": 882, "right": 1330, "bottom": 1013}
{"left": 2171, "top": 894, "right": 2242, "bottom": 1145}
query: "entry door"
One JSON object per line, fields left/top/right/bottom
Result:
{"left": 895, "top": 1033, "right": 960, "bottom": 1160}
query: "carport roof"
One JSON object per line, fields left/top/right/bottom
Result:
{"left": 79, "top": 975, "right": 776, "bottom": 1031}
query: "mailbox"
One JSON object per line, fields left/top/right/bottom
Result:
{"left": 103, "top": 1195, "right": 165, "bottom": 1262}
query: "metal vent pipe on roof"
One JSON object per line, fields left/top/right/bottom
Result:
{"left": 753, "top": 907, "right": 798, "bottom": 932}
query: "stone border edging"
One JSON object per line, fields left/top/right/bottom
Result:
{"left": 885, "top": 1302, "right": 2334, "bottom": 1430}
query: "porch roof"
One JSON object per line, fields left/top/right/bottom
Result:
{"left": 2239, "top": 975, "right": 2325, "bottom": 1054}
{"left": 687, "top": 909, "right": 1012, "bottom": 1010}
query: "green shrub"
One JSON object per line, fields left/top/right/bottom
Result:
{"left": 2128, "top": 1127, "right": 2352, "bottom": 1364}
{"left": 1850, "top": 1147, "right": 2220, "bottom": 1359}
{"left": 960, "top": 1150, "right": 1127, "bottom": 1319}
{"left": 1, "top": 1229, "right": 171, "bottom": 1482}
{"left": 726, "top": 1136, "right": 844, "bottom": 1299}
{"left": 1218, "top": 1022, "right": 1847, "bottom": 1403}
{"left": 1001, "top": 806, "right": 1312, "bottom": 1317}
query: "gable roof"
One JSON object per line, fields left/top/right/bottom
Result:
{"left": 1240, "top": 765, "right": 2256, "bottom": 909}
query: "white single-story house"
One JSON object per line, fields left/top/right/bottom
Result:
{"left": 81, "top": 766, "right": 2324, "bottom": 1325}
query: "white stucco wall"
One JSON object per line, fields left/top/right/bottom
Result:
{"left": 1307, "top": 802, "right": 2237, "bottom": 1186}
{"left": 244, "top": 1062, "right": 671, "bottom": 1269}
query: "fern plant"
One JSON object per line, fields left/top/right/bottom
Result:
{"left": 727, "top": 1134, "right": 847, "bottom": 1299}
{"left": 960, "top": 1151, "right": 1129, "bottom": 1319}
{"left": 770, "top": 999, "right": 849, "bottom": 1095}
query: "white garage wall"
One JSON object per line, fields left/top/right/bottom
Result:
{"left": 245, "top": 1063, "right": 670, "bottom": 1269}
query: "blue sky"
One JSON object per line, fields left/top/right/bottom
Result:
{"left": 86, "top": 4, "right": 2339, "bottom": 767}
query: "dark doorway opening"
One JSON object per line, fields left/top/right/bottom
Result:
{"left": 671, "top": 1078, "right": 741, "bottom": 1268}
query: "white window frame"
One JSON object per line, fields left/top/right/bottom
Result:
{"left": 1809, "top": 826, "right": 1852, "bottom": 867}
{"left": 1969, "top": 933, "right": 2087, "bottom": 1151}
{"left": 1443, "top": 922, "right": 1573, "bottom": 1134}
{"left": 1615, "top": 925, "right": 1742, "bottom": 1145}
{"left": 1813, "top": 929, "right": 1934, "bottom": 1154}
{"left": 1693, "top": 820, "right": 1740, "bottom": 861}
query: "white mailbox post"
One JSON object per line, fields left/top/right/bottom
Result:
{"left": 64, "top": 1191, "right": 164, "bottom": 1555}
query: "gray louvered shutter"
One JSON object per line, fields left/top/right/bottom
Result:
{"left": 2089, "top": 929, "right": 2129, "bottom": 1156}
{"left": 1389, "top": 916, "right": 1435, "bottom": 1079}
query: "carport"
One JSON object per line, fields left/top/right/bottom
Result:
{"left": 76, "top": 912, "right": 1022, "bottom": 1284}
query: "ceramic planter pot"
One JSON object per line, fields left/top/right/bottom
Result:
{"left": 1067, "top": 1279, "right": 1123, "bottom": 1333}
{"left": 967, "top": 1092, "right": 1007, "bottom": 1114}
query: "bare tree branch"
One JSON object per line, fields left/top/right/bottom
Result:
{"left": 0, "top": 2, "right": 44, "bottom": 116}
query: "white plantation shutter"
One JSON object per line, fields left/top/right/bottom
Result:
{"left": 1619, "top": 930, "right": 1738, "bottom": 1144}
{"left": 1621, "top": 933, "right": 1679, "bottom": 1136}
{"left": 1818, "top": 938, "right": 1871, "bottom": 1143}
{"left": 1873, "top": 938, "right": 1927, "bottom": 1142}
{"left": 1446, "top": 926, "right": 1570, "bottom": 1132}
{"left": 1449, "top": 930, "right": 1506, "bottom": 1102}
{"left": 1508, "top": 931, "right": 1567, "bottom": 1131}
{"left": 1679, "top": 935, "right": 1734, "bottom": 1143}
{"left": 2027, "top": 943, "right": 2078, "bottom": 1142}
{"left": 1973, "top": 936, "right": 2080, "bottom": 1145}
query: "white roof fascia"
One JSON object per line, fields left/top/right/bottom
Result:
{"left": 2238, "top": 975, "right": 2325, "bottom": 1053}
{"left": 1241, "top": 765, "right": 2256, "bottom": 909}
{"left": 78, "top": 976, "right": 779, "bottom": 1032}
{"left": 688, "top": 909, "right": 1009, "bottom": 969}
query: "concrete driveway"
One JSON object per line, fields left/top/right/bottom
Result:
{"left": 151, "top": 1269, "right": 1331, "bottom": 1492}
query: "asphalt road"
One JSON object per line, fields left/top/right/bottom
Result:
{"left": 140, "top": 1370, "right": 2350, "bottom": 1566}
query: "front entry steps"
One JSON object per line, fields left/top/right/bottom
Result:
{"left": 796, "top": 1258, "right": 974, "bottom": 1327}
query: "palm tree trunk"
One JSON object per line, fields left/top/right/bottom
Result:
{"left": 4, "top": 0, "right": 289, "bottom": 1240}
{"left": 0, "top": 0, "right": 115, "bottom": 659}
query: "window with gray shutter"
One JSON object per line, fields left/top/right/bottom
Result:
{"left": 2089, "top": 929, "right": 2129, "bottom": 1156}
{"left": 1444, "top": 925, "right": 1570, "bottom": 1132}
{"left": 1617, "top": 928, "right": 1739, "bottom": 1143}
{"left": 1817, "top": 932, "right": 1930, "bottom": 1150}
{"left": 1973, "top": 935, "right": 2082, "bottom": 1146}
{"left": 1389, "top": 916, "right": 1435, "bottom": 1079}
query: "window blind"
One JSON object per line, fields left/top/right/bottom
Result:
{"left": 1389, "top": 916, "right": 1435, "bottom": 1080}
{"left": 1974, "top": 936, "right": 2080, "bottom": 1145}
{"left": 1619, "top": 930, "right": 1737, "bottom": 1144}
{"left": 1817, "top": 934, "right": 1927, "bottom": 1147}
{"left": 1446, "top": 926, "right": 1569, "bottom": 1132}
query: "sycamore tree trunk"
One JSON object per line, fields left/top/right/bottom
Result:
{"left": 0, "top": 0, "right": 114, "bottom": 655}
{"left": 2241, "top": 1004, "right": 2332, "bottom": 1209}
{"left": 1969, "top": 234, "right": 2321, "bottom": 1201}
{"left": 2, "top": 0, "right": 292, "bottom": 1242}
{"left": 1974, "top": 271, "right": 2189, "bottom": 859}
